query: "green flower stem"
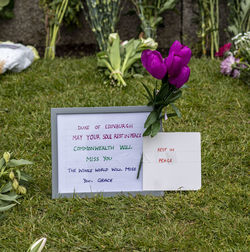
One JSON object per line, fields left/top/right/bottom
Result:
{"left": 209, "top": 0, "right": 214, "bottom": 59}
{"left": 201, "top": 3, "right": 206, "bottom": 56}
{"left": 136, "top": 154, "right": 143, "bottom": 179}
{"left": 45, "top": 0, "right": 69, "bottom": 59}
{"left": 215, "top": 0, "right": 219, "bottom": 52}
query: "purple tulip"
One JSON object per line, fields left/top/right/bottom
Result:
{"left": 141, "top": 41, "right": 191, "bottom": 88}
{"left": 168, "top": 66, "right": 190, "bottom": 89}
{"left": 141, "top": 49, "right": 167, "bottom": 80}
{"left": 165, "top": 41, "right": 192, "bottom": 88}
{"left": 169, "top": 41, "right": 192, "bottom": 66}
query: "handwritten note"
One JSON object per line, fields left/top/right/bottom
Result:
{"left": 57, "top": 112, "right": 149, "bottom": 193}
{"left": 143, "top": 132, "right": 201, "bottom": 191}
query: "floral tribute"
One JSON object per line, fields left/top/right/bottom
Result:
{"left": 215, "top": 43, "right": 232, "bottom": 57}
{"left": 218, "top": 32, "right": 249, "bottom": 84}
{"left": 141, "top": 40, "right": 191, "bottom": 137}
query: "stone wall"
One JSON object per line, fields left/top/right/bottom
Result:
{"left": 0, "top": 0, "right": 229, "bottom": 56}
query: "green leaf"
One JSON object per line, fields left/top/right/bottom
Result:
{"left": 123, "top": 52, "right": 141, "bottom": 73}
{"left": 7, "top": 159, "right": 33, "bottom": 167}
{"left": 170, "top": 103, "right": 181, "bottom": 118}
{"left": 0, "top": 182, "right": 12, "bottom": 193}
{"left": 0, "top": 203, "right": 16, "bottom": 212}
{"left": 124, "top": 39, "right": 135, "bottom": 56}
{"left": 152, "top": 17, "right": 162, "bottom": 26}
{"left": 0, "top": 193, "right": 19, "bottom": 203}
{"left": 96, "top": 51, "right": 107, "bottom": 58}
{"left": 144, "top": 111, "right": 158, "bottom": 128}
{"left": 97, "top": 59, "right": 113, "bottom": 72}
{"left": 20, "top": 173, "right": 31, "bottom": 182}
{"left": 0, "top": 158, "right": 4, "bottom": 169}
{"left": 137, "top": 154, "right": 143, "bottom": 179}
{"left": 157, "top": 83, "right": 170, "bottom": 101}
{"left": 16, "top": 169, "right": 21, "bottom": 180}
{"left": 121, "top": 39, "right": 136, "bottom": 73}
{"left": 143, "top": 125, "right": 152, "bottom": 137}
{"left": 167, "top": 90, "right": 182, "bottom": 104}
{"left": 150, "top": 120, "right": 161, "bottom": 137}
{"left": 0, "top": 0, "right": 10, "bottom": 8}
{"left": 142, "top": 93, "right": 151, "bottom": 101}
{"left": 160, "top": 0, "right": 176, "bottom": 14}
{"left": 167, "top": 113, "right": 177, "bottom": 118}
{"left": 110, "top": 35, "right": 121, "bottom": 70}
{"left": 142, "top": 82, "right": 154, "bottom": 103}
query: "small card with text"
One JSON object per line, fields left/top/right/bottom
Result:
{"left": 143, "top": 132, "right": 201, "bottom": 191}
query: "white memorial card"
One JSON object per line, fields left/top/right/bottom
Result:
{"left": 56, "top": 110, "right": 149, "bottom": 194}
{"left": 143, "top": 132, "right": 201, "bottom": 191}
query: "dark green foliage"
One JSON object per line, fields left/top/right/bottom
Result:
{"left": 40, "top": 0, "right": 83, "bottom": 27}
{"left": 131, "top": 0, "right": 177, "bottom": 39}
{"left": 227, "top": 0, "right": 250, "bottom": 36}
{"left": 63, "top": 0, "right": 83, "bottom": 27}
{"left": 0, "top": 57, "right": 248, "bottom": 250}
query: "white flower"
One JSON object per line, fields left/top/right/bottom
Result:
{"left": 141, "top": 38, "right": 158, "bottom": 49}
{"left": 121, "top": 40, "right": 128, "bottom": 47}
{"left": 232, "top": 33, "right": 242, "bottom": 41}
{"left": 108, "top": 33, "right": 118, "bottom": 44}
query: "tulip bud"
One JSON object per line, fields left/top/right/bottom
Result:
{"left": 9, "top": 171, "right": 15, "bottom": 180}
{"left": 17, "top": 185, "right": 27, "bottom": 195}
{"left": 28, "top": 237, "right": 47, "bottom": 252}
{"left": 12, "top": 179, "right": 19, "bottom": 190}
{"left": 3, "top": 152, "right": 11, "bottom": 163}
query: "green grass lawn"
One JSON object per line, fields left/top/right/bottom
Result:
{"left": 0, "top": 57, "right": 249, "bottom": 251}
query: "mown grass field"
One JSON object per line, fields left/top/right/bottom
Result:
{"left": 0, "top": 57, "right": 249, "bottom": 251}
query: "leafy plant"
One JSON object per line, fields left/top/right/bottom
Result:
{"left": 0, "top": 152, "right": 32, "bottom": 212}
{"left": 62, "top": 0, "right": 83, "bottom": 27}
{"left": 97, "top": 33, "right": 158, "bottom": 87}
{"left": 227, "top": 0, "right": 250, "bottom": 36}
{"left": 197, "top": 0, "right": 219, "bottom": 59}
{"left": 83, "top": 0, "right": 121, "bottom": 51}
{"left": 131, "top": 0, "right": 177, "bottom": 40}
{"left": 232, "top": 32, "right": 250, "bottom": 84}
